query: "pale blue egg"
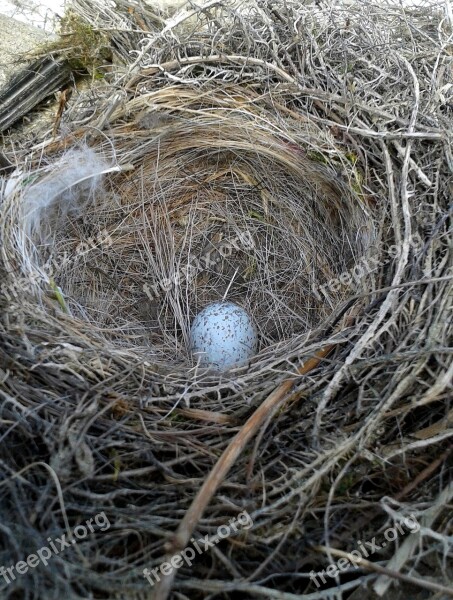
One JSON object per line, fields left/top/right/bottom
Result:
{"left": 190, "top": 301, "right": 257, "bottom": 371}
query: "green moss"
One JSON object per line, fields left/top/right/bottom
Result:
{"left": 345, "top": 151, "right": 358, "bottom": 164}
{"left": 351, "top": 166, "right": 364, "bottom": 196}
{"left": 307, "top": 150, "right": 329, "bottom": 164}
{"left": 43, "top": 11, "right": 112, "bottom": 79}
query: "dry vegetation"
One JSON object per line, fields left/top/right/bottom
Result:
{"left": 0, "top": 1, "right": 452, "bottom": 599}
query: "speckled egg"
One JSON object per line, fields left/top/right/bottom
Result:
{"left": 189, "top": 301, "right": 257, "bottom": 371}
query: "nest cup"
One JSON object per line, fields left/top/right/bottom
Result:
{"left": 2, "top": 87, "right": 372, "bottom": 371}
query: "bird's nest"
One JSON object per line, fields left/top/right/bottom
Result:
{"left": 0, "top": 1, "right": 452, "bottom": 599}
{"left": 3, "top": 86, "right": 373, "bottom": 368}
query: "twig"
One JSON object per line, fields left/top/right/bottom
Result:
{"left": 375, "top": 483, "right": 453, "bottom": 596}
{"left": 152, "top": 344, "right": 334, "bottom": 600}
{"left": 314, "top": 545, "right": 453, "bottom": 597}
{"left": 178, "top": 575, "right": 373, "bottom": 599}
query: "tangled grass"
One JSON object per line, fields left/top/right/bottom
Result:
{"left": 0, "top": 1, "right": 452, "bottom": 599}
{"left": 5, "top": 85, "right": 372, "bottom": 366}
